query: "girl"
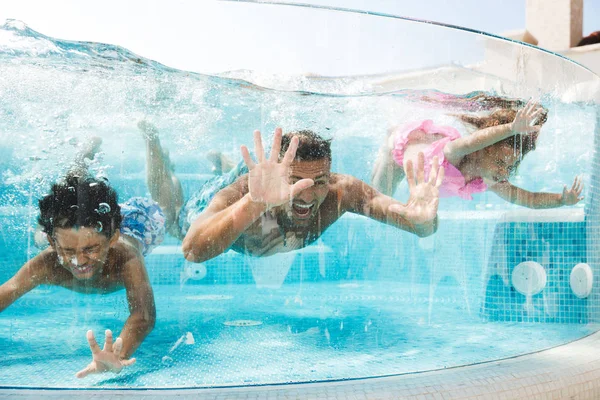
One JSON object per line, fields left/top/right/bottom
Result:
{"left": 371, "top": 100, "right": 583, "bottom": 208}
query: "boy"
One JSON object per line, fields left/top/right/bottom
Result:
{"left": 0, "top": 166, "right": 165, "bottom": 378}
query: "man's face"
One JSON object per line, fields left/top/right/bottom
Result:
{"left": 281, "top": 158, "right": 331, "bottom": 227}
{"left": 50, "top": 227, "right": 117, "bottom": 281}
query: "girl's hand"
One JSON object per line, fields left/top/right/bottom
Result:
{"left": 561, "top": 176, "right": 584, "bottom": 206}
{"left": 511, "top": 99, "right": 545, "bottom": 135}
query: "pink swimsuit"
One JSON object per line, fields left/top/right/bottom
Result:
{"left": 391, "top": 120, "right": 487, "bottom": 200}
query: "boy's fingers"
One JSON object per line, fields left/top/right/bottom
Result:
{"left": 103, "top": 330, "right": 113, "bottom": 352}
{"left": 113, "top": 337, "right": 123, "bottom": 357}
{"left": 121, "top": 358, "right": 136, "bottom": 367}
{"left": 75, "top": 364, "right": 95, "bottom": 379}
{"left": 86, "top": 330, "right": 101, "bottom": 355}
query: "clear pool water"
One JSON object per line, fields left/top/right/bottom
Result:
{"left": 1, "top": 281, "right": 596, "bottom": 388}
{"left": 1, "top": 7, "right": 599, "bottom": 391}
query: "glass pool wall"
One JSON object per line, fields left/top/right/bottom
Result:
{"left": 0, "top": 1, "right": 599, "bottom": 389}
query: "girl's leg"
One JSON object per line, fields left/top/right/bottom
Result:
{"left": 371, "top": 130, "right": 405, "bottom": 196}
{"left": 138, "top": 120, "right": 184, "bottom": 237}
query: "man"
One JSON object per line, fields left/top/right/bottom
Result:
{"left": 138, "top": 123, "right": 443, "bottom": 263}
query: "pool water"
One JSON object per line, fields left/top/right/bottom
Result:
{"left": 0, "top": 282, "right": 595, "bottom": 388}
{"left": 1, "top": 16, "right": 599, "bottom": 391}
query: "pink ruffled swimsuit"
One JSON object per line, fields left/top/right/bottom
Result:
{"left": 391, "top": 120, "right": 487, "bottom": 200}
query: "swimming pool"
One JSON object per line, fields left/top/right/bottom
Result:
{"left": 1, "top": 1, "right": 600, "bottom": 398}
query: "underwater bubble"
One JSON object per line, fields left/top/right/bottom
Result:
{"left": 97, "top": 203, "right": 111, "bottom": 214}
{"left": 95, "top": 221, "right": 103, "bottom": 232}
{"left": 68, "top": 186, "right": 75, "bottom": 192}
{"left": 70, "top": 205, "right": 79, "bottom": 210}
{"left": 89, "top": 182, "right": 98, "bottom": 187}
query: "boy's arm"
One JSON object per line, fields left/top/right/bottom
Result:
{"left": 0, "top": 252, "right": 51, "bottom": 312}
{"left": 75, "top": 256, "right": 154, "bottom": 379}
{"left": 182, "top": 180, "right": 267, "bottom": 263}
{"left": 119, "top": 257, "right": 156, "bottom": 359}
{"left": 489, "top": 178, "right": 584, "bottom": 209}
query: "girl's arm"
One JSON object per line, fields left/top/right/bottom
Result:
{"left": 489, "top": 177, "right": 583, "bottom": 209}
{"left": 444, "top": 100, "right": 543, "bottom": 165}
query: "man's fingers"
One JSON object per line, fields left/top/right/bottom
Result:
{"left": 253, "top": 130, "right": 265, "bottom": 162}
{"left": 75, "top": 364, "right": 96, "bottom": 379}
{"left": 405, "top": 160, "right": 416, "bottom": 189}
{"left": 269, "top": 127, "right": 282, "bottom": 162}
{"left": 435, "top": 165, "right": 445, "bottom": 188}
{"left": 113, "top": 337, "right": 123, "bottom": 357}
{"left": 290, "top": 179, "right": 314, "bottom": 198}
{"left": 103, "top": 329, "right": 113, "bottom": 352}
{"left": 416, "top": 152, "right": 425, "bottom": 184}
{"left": 281, "top": 136, "right": 299, "bottom": 165}
{"left": 121, "top": 358, "right": 136, "bottom": 367}
{"left": 86, "top": 330, "right": 101, "bottom": 355}
{"left": 428, "top": 156, "right": 439, "bottom": 184}
{"left": 241, "top": 145, "right": 256, "bottom": 170}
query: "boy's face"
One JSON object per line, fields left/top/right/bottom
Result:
{"left": 49, "top": 227, "right": 118, "bottom": 281}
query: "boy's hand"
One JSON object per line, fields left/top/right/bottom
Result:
{"left": 75, "top": 329, "right": 136, "bottom": 378}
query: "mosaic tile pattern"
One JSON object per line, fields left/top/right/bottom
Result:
{"left": 3, "top": 328, "right": 600, "bottom": 399}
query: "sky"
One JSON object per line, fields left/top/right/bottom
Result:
{"left": 0, "top": 0, "right": 598, "bottom": 75}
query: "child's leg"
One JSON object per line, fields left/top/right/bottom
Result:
{"left": 371, "top": 130, "right": 405, "bottom": 196}
{"left": 206, "top": 150, "right": 235, "bottom": 175}
{"left": 138, "top": 120, "right": 184, "bottom": 237}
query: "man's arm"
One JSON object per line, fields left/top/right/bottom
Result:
{"left": 489, "top": 178, "right": 583, "bottom": 209}
{"left": 0, "top": 252, "right": 51, "bottom": 312}
{"left": 339, "top": 175, "right": 437, "bottom": 237}
{"left": 182, "top": 180, "right": 267, "bottom": 263}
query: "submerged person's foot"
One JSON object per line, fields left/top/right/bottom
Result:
{"left": 206, "top": 150, "right": 234, "bottom": 175}
{"left": 79, "top": 136, "right": 103, "bottom": 162}
{"left": 137, "top": 119, "right": 159, "bottom": 142}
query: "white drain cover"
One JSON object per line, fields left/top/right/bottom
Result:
{"left": 512, "top": 261, "right": 546, "bottom": 296}
{"left": 223, "top": 320, "right": 262, "bottom": 327}
{"left": 570, "top": 263, "right": 593, "bottom": 299}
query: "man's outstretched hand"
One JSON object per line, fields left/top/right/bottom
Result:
{"left": 241, "top": 127, "right": 313, "bottom": 208}
{"left": 388, "top": 152, "right": 444, "bottom": 229}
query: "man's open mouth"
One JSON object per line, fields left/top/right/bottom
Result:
{"left": 292, "top": 202, "right": 314, "bottom": 218}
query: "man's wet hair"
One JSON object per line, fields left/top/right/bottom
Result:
{"left": 280, "top": 130, "right": 332, "bottom": 162}
{"left": 38, "top": 173, "right": 122, "bottom": 239}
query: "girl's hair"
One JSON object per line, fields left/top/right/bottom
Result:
{"left": 456, "top": 106, "right": 548, "bottom": 161}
